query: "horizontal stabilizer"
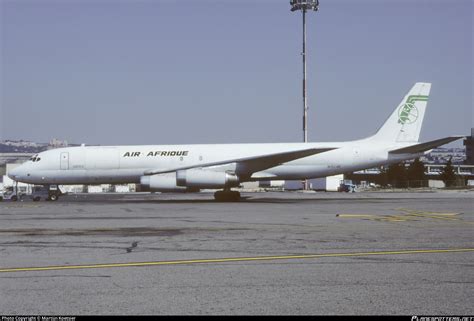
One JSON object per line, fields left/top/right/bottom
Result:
{"left": 389, "top": 136, "right": 465, "bottom": 154}
{"left": 144, "top": 147, "right": 337, "bottom": 176}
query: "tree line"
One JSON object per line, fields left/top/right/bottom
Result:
{"left": 347, "top": 158, "right": 463, "bottom": 188}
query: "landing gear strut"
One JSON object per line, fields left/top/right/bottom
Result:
{"left": 214, "top": 190, "right": 241, "bottom": 202}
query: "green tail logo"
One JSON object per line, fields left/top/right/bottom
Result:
{"left": 398, "top": 95, "right": 428, "bottom": 124}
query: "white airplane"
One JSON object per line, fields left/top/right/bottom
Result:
{"left": 8, "top": 83, "right": 463, "bottom": 201}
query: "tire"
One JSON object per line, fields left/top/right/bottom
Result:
{"left": 11, "top": 195, "right": 18, "bottom": 202}
{"left": 33, "top": 197, "right": 41, "bottom": 202}
{"left": 49, "top": 194, "right": 58, "bottom": 201}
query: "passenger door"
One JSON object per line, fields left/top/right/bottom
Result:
{"left": 60, "top": 152, "right": 69, "bottom": 170}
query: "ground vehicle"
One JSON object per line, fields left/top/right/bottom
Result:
{"left": 46, "top": 185, "right": 63, "bottom": 201}
{"left": 0, "top": 185, "right": 64, "bottom": 202}
{"left": 0, "top": 186, "right": 25, "bottom": 201}
{"left": 338, "top": 180, "right": 356, "bottom": 193}
{"left": 30, "top": 186, "right": 50, "bottom": 201}
{"left": 29, "top": 185, "right": 64, "bottom": 201}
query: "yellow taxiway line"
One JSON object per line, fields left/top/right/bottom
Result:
{"left": 336, "top": 214, "right": 375, "bottom": 218}
{"left": 1, "top": 248, "right": 473, "bottom": 273}
{"left": 337, "top": 210, "right": 463, "bottom": 222}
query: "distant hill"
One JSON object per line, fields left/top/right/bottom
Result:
{"left": 0, "top": 139, "right": 79, "bottom": 154}
{"left": 0, "top": 140, "right": 78, "bottom": 167}
{"left": 0, "top": 140, "right": 49, "bottom": 153}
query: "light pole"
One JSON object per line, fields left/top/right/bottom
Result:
{"left": 290, "top": 0, "right": 319, "bottom": 190}
{"left": 290, "top": 0, "right": 318, "bottom": 143}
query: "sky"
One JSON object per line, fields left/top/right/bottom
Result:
{"left": 0, "top": 0, "right": 472, "bottom": 146}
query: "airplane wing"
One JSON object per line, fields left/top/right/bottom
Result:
{"left": 389, "top": 136, "right": 465, "bottom": 154}
{"left": 144, "top": 147, "right": 336, "bottom": 176}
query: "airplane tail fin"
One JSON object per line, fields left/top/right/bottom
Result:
{"left": 370, "top": 83, "right": 431, "bottom": 143}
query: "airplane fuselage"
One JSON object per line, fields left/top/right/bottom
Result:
{"left": 9, "top": 140, "right": 416, "bottom": 186}
{"left": 9, "top": 82, "right": 458, "bottom": 200}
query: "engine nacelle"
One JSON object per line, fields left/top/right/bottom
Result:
{"left": 140, "top": 174, "right": 198, "bottom": 193}
{"left": 176, "top": 169, "right": 239, "bottom": 189}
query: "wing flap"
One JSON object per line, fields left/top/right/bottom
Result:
{"left": 389, "top": 136, "right": 465, "bottom": 154}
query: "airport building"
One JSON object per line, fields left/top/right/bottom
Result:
{"left": 283, "top": 175, "right": 343, "bottom": 192}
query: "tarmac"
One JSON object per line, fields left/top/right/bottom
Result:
{"left": 0, "top": 190, "right": 473, "bottom": 315}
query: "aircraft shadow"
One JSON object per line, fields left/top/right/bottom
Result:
{"left": 57, "top": 195, "right": 371, "bottom": 205}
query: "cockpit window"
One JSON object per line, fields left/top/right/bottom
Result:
{"left": 29, "top": 154, "right": 41, "bottom": 162}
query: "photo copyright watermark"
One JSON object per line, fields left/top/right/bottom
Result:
{"left": 412, "top": 317, "right": 473, "bottom": 321}
{"left": 2, "top": 317, "right": 76, "bottom": 321}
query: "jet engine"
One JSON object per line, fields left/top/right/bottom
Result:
{"left": 176, "top": 169, "right": 239, "bottom": 189}
{"left": 140, "top": 174, "right": 197, "bottom": 193}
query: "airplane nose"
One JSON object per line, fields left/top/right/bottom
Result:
{"left": 8, "top": 167, "right": 22, "bottom": 180}
{"left": 8, "top": 169, "right": 17, "bottom": 180}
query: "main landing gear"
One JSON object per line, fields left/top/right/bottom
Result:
{"left": 214, "top": 190, "right": 241, "bottom": 202}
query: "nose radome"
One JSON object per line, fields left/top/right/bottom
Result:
{"left": 8, "top": 168, "right": 18, "bottom": 180}
{"left": 8, "top": 166, "right": 23, "bottom": 180}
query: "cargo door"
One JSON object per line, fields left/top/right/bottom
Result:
{"left": 60, "top": 152, "right": 69, "bottom": 170}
